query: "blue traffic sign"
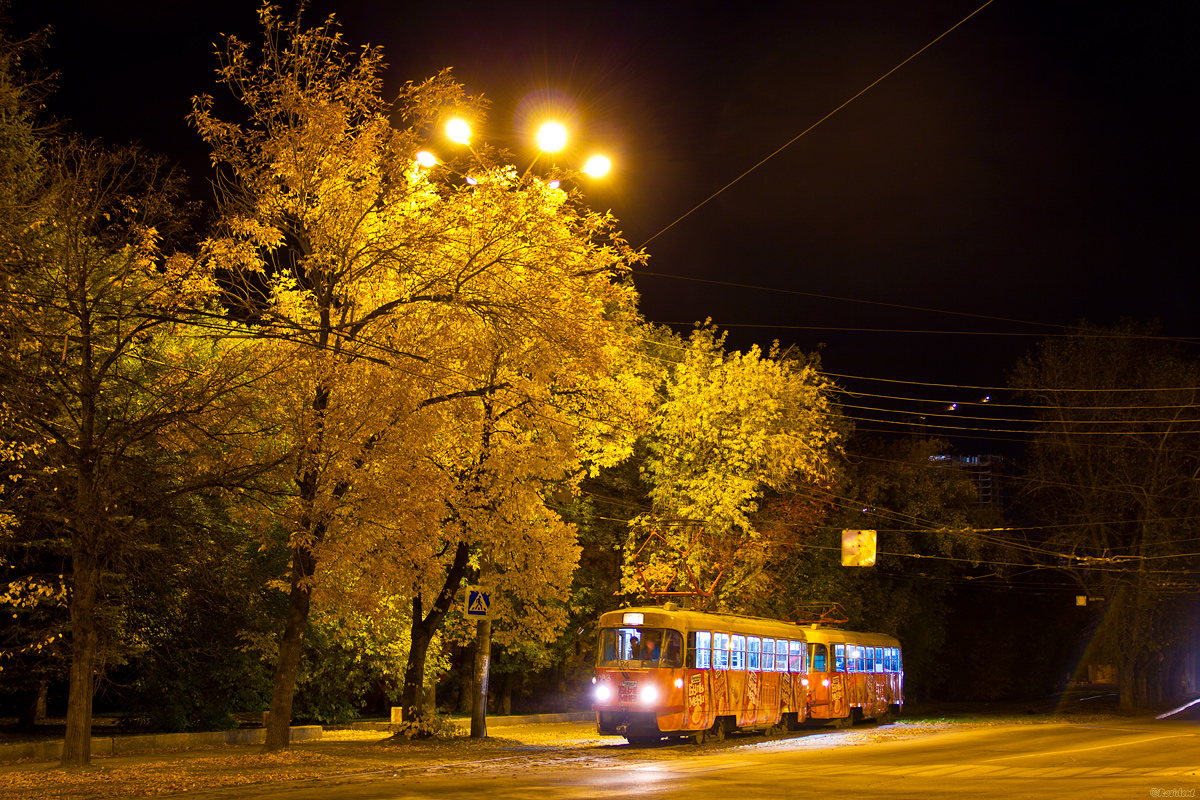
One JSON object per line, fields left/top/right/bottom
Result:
{"left": 466, "top": 587, "right": 492, "bottom": 618}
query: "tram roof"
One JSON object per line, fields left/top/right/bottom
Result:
{"left": 597, "top": 605, "right": 901, "bottom": 648}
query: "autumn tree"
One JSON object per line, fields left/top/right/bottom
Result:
{"left": 1011, "top": 321, "right": 1200, "bottom": 708}
{"left": 0, "top": 128, "right": 285, "bottom": 766}
{"left": 624, "top": 325, "right": 841, "bottom": 609}
{"left": 193, "top": 4, "right": 647, "bottom": 744}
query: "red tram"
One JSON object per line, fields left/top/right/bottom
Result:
{"left": 591, "top": 603, "right": 903, "bottom": 743}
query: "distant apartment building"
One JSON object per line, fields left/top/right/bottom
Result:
{"left": 931, "top": 454, "right": 1007, "bottom": 507}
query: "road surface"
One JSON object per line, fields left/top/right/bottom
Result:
{"left": 188, "top": 713, "right": 1199, "bottom": 800}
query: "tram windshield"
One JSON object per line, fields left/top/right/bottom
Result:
{"left": 598, "top": 627, "right": 684, "bottom": 668}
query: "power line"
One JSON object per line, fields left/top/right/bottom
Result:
{"left": 639, "top": 0, "right": 998, "bottom": 251}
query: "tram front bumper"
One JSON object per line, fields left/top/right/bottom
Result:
{"left": 597, "top": 709, "right": 661, "bottom": 736}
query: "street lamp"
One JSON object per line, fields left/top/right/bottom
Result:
{"left": 582, "top": 155, "right": 611, "bottom": 177}
{"left": 535, "top": 121, "right": 568, "bottom": 153}
{"left": 446, "top": 118, "right": 472, "bottom": 146}
{"left": 442, "top": 118, "right": 612, "bottom": 185}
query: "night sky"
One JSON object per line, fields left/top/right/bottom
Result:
{"left": 9, "top": 1, "right": 1198, "bottom": 453}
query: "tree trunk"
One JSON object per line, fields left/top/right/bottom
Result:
{"left": 263, "top": 543, "right": 316, "bottom": 751}
{"left": 500, "top": 670, "right": 513, "bottom": 715}
{"left": 471, "top": 617, "right": 491, "bottom": 738}
{"left": 402, "top": 609, "right": 436, "bottom": 718}
{"left": 401, "top": 541, "right": 471, "bottom": 718}
{"left": 457, "top": 641, "right": 475, "bottom": 713}
{"left": 1118, "top": 652, "right": 1137, "bottom": 711}
{"left": 16, "top": 690, "right": 39, "bottom": 732}
{"left": 36, "top": 682, "right": 48, "bottom": 722}
{"left": 61, "top": 548, "right": 101, "bottom": 767}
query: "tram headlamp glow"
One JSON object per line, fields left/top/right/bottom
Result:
{"left": 674, "top": 678, "right": 684, "bottom": 689}
{"left": 822, "top": 679, "right": 830, "bottom": 687}
{"left": 801, "top": 678, "right": 809, "bottom": 687}
{"left": 640, "top": 685, "right": 658, "bottom": 704}
{"left": 595, "top": 685, "right": 612, "bottom": 702}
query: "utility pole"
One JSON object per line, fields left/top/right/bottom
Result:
{"left": 465, "top": 584, "right": 494, "bottom": 738}
{"left": 470, "top": 617, "right": 491, "bottom": 738}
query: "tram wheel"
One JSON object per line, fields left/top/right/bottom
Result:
{"left": 832, "top": 714, "right": 853, "bottom": 730}
{"left": 690, "top": 729, "right": 707, "bottom": 745}
{"left": 709, "top": 719, "right": 726, "bottom": 743}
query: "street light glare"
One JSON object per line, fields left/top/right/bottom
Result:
{"left": 536, "top": 122, "right": 568, "bottom": 153}
{"left": 446, "top": 118, "right": 471, "bottom": 145}
{"left": 583, "top": 155, "right": 611, "bottom": 177}
{"left": 415, "top": 151, "right": 438, "bottom": 168}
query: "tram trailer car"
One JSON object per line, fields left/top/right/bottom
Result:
{"left": 592, "top": 604, "right": 816, "bottom": 744}
{"left": 800, "top": 625, "right": 904, "bottom": 728}
{"left": 592, "top": 605, "right": 905, "bottom": 743}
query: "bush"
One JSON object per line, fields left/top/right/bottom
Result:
{"left": 389, "top": 710, "right": 463, "bottom": 740}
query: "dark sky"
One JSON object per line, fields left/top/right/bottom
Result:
{"left": 9, "top": 0, "right": 1198, "bottom": 452}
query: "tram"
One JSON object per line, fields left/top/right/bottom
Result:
{"left": 591, "top": 603, "right": 903, "bottom": 743}
{"left": 801, "top": 626, "right": 904, "bottom": 727}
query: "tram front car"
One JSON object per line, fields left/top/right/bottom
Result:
{"left": 591, "top": 607, "right": 691, "bottom": 744}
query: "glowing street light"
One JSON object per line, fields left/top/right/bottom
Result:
{"left": 445, "top": 115, "right": 613, "bottom": 186}
{"left": 536, "top": 121, "right": 568, "bottom": 153}
{"left": 582, "top": 155, "right": 611, "bottom": 177}
{"left": 415, "top": 150, "right": 438, "bottom": 168}
{"left": 446, "top": 118, "right": 472, "bottom": 145}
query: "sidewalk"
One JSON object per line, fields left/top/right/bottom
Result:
{"left": 0, "top": 711, "right": 594, "bottom": 763}
{"left": 0, "top": 714, "right": 603, "bottom": 800}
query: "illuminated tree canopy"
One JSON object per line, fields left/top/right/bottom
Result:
{"left": 191, "top": 4, "right": 648, "bottom": 743}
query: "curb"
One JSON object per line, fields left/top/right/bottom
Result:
{"left": 344, "top": 711, "right": 594, "bottom": 732}
{"left": 0, "top": 713, "right": 595, "bottom": 762}
{"left": 0, "top": 725, "right": 323, "bottom": 763}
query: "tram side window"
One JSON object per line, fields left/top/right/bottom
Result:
{"left": 834, "top": 644, "right": 846, "bottom": 672}
{"left": 856, "top": 645, "right": 866, "bottom": 672}
{"left": 731, "top": 635, "right": 746, "bottom": 671}
{"left": 865, "top": 646, "right": 875, "bottom": 672}
{"left": 663, "top": 630, "right": 684, "bottom": 668}
{"left": 847, "top": 645, "right": 858, "bottom": 673}
{"left": 875, "top": 647, "right": 884, "bottom": 673}
{"left": 714, "top": 632, "right": 731, "bottom": 669}
{"left": 788, "top": 640, "right": 802, "bottom": 673}
{"left": 810, "top": 643, "right": 827, "bottom": 672}
{"left": 747, "top": 637, "right": 761, "bottom": 671}
{"left": 777, "top": 639, "right": 789, "bottom": 673}
{"left": 896, "top": 649, "right": 903, "bottom": 673}
{"left": 762, "top": 638, "right": 774, "bottom": 671}
{"left": 689, "top": 631, "right": 712, "bottom": 669}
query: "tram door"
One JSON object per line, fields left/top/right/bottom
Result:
{"left": 807, "top": 642, "right": 830, "bottom": 718}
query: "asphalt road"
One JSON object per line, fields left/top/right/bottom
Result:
{"left": 185, "top": 712, "right": 1199, "bottom": 800}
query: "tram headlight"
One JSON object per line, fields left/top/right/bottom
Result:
{"left": 801, "top": 678, "right": 809, "bottom": 687}
{"left": 822, "top": 679, "right": 830, "bottom": 687}
{"left": 674, "top": 678, "right": 684, "bottom": 689}
{"left": 595, "top": 684, "right": 612, "bottom": 702}
{"left": 640, "top": 685, "right": 658, "bottom": 704}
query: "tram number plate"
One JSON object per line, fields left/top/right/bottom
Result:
{"left": 618, "top": 681, "right": 638, "bottom": 702}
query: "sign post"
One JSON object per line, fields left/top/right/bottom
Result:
{"left": 464, "top": 586, "right": 493, "bottom": 738}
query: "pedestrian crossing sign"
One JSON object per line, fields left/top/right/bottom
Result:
{"left": 841, "top": 529, "right": 877, "bottom": 567}
{"left": 465, "top": 586, "right": 493, "bottom": 619}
